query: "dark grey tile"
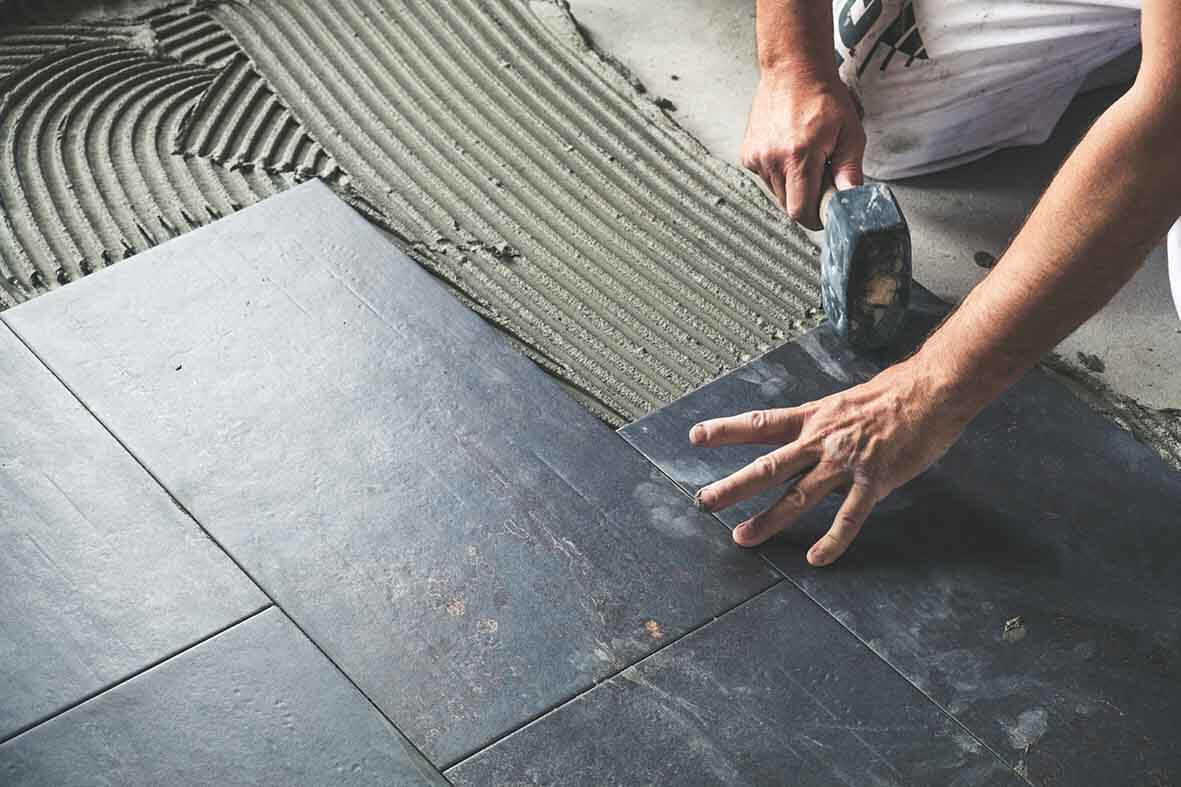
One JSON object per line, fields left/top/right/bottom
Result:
{"left": 3, "top": 181, "right": 778, "bottom": 766}
{"left": 619, "top": 302, "right": 1181, "bottom": 786}
{"left": 0, "top": 607, "right": 445, "bottom": 786}
{"left": 447, "top": 584, "right": 1022, "bottom": 786}
{"left": 0, "top": 325, "right": 265, "bottom": 740}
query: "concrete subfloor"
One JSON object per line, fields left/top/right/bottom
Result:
{"left": 567, "top": 0, "right": 1180, "bottom": 410}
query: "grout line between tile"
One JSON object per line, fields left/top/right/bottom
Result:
{"left": 442, "top": 579, "right": 787, "bottom": 774}
{"left": 1, "top": 319, "right": 450, "bottom": 786}
{"left": 0, "top": 603, "right": 274, "bottom": 748}
{"left": 616, "top": 429, "right": 1034, "bottom": 786}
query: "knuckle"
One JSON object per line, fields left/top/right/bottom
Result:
{"left": 743, "top": 515, "right": 764, "bottom": 536}
{"left": 747, "top": 410, "right": 768, "bottom": 431}
{"left": 833, "top": 513, "right": 859, "bottom": 533}
{"left": 784, "top": 483, "right": 809, "bottom": 509}
{"left": 820, "top": 531, "right": 847, "bottom": 548}
{"left": 755, "top": 453, "right": 779, "bottom": 480}
{"left": 784, "top": 143, "right": 810, "bottom": 165}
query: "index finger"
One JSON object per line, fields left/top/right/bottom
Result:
{"left": 689, "top": 407, "right": 806, "bottom": 447}
{"left": 785, "top": 153, "right": 825, "bottom": 230}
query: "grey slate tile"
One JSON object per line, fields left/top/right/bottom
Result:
{"left": 2, "top": 181, "right": 779, "bottom": 766}
{"left": 0, "top": 324, "right": 266, "bottom": 740}
{"left": 619, "top": 299, "right": 1181, "bottom": 786}
{"left": 446, "top": 584, "right": 1022, "bottom": 786}
{"left": 0, "top": 607, "right": 445, "bottom": 786}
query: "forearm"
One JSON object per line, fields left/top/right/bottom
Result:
{"left": 756, "top": 0, "right": 838, "bottom": 83}
{"left": 917, "top": 85, "right": 1181, "bottom": 417}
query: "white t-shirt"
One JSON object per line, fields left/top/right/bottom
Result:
{"left": 834, "top": 0, "right": 1141, "bottom": 179}
{"left": 833, "top": 1, "right": 1181, "bottom": 320}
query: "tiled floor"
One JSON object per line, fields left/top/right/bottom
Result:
{"left": 447, "top": 584, "right": 1020, "bottom": 786}
{"left": 620, "top": 295, "right": 1181, "bottom": 785}
{"left": 0, "top": 608, "right": 443, "bottom": 786}
{"left": 0, "top": 325, "right": 265, "bottom": 739}
{"left": 2, "top": 184, "right": 1177, "bottom": 785}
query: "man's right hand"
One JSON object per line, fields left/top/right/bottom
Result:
{"left": 741, "top": 68, "right": 866, "bottom": 230}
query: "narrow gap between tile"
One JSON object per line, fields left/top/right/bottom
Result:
{"left": 1, "top": 319, "right": 448, "bottom": 786}
{"left": 616, "top": 431, "right": 1033, "bottom": 786}
{"left": 0, "top": 604, "right": 273, "bottom": 747}
{"left": 442, "top": 579, "right": 786, "bottom": 772}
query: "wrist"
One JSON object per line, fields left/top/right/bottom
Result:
{"left": 759, "top": 57, "right": 842, "bottom": 92}
{"left": 899, "top": 344, "right": 997, "bottom": 424}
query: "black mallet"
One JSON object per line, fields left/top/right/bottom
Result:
{"left": 817, "top": 179, "right": 912, "bottom": 350}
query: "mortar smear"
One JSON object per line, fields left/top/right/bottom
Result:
{"left": 1043, "top": 354, "right": 1181, "bottom": 472}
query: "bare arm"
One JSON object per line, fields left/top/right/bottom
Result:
{"left": 696, "top": 0, "right": 1181, "bottom": 566}
{"left": 753, "top": 0, "right": 836, "bottom": 79}
{"left": 742, "top": 0, "right": 865, "bottom": 228}
{"left": 920, "top": 0, "right": 1181, "bottom": 415}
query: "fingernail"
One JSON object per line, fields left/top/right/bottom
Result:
{"left": 694, "top": 487, "right": 713, "bottom": 510}
{"left": 733, "top": 520, "right": 756, "bottom": 544}
{"left": 808, "top": 547, "right": 827, "bottom": 566}
{"left": 689, "top": 424, "right": 704, "bottom": 445}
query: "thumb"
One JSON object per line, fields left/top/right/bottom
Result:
{"left": 829, "top": 127, "right": 866, "bottom": 191}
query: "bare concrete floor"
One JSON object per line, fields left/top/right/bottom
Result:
{"left": 568, "top": 0, "right": 1180, "bottom": 409}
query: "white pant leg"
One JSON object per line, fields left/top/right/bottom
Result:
{"left": 1169, "top": 220, "right": 1181, "bottom": 322}
{"left": 833, "top": 0, "right": 1142, "bottom": 180}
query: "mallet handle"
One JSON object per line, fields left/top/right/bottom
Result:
{"left": 817, "top": 171, "right": 839, "bottom": 230}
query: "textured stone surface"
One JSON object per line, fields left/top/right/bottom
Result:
{"left": 0, "top": 323, "right": 265, "bottom": 740}
{"left": 4, "top": 181, "right": 778, "bottom": 766}
{"left": 620, "top": 303, "right": 1181, "bottom": 785}
{"left": 0, "top": 607, "right": 444, "bottom": 786}
{"left": 448, "top": 584, "right": 1021, "bottom": 786}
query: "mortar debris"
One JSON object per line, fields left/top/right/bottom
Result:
{"left": 974, "top": 251, "right": 997, "bottom": 269}
{"left": 1003, "top": 615, "right": 1027, "bottom": 643}
{"left": 1076, "top": 351, "right": 1106, "bottom": 374}
{"left": 1043, "top": 353, "right": 1181, "bottom": 473}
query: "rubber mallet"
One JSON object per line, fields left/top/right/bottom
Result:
{"left": 817, "top": 179, "right": 912, "bottom": 350}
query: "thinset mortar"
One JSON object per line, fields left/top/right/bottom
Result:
{"left": 0, "top": 0, "right": 1178, "bottom": 467}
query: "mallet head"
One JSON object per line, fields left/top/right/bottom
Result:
{"left": 819, "top": 183, "right": 912, "bottom": 350}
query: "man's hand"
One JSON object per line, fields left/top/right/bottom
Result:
{"left": 742, "top": 69, "right": 866, "bottom": 230}
{"left": 689, "top": 358, "right": 973, "bottom": 566}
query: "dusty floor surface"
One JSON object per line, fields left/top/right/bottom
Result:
{"left": 1, "top": 0, "right": 1177, "bottom": 466}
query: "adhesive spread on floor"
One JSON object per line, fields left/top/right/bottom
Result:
{"left": 0, "top": 6, "right": 291, "bottom": 307}
{"left": 176, "top": 53, "right": 343, "bottom": 182}
{"left": 1, "top": 0, "right": 1179, "bottom": 462}
{"left": 208, "top": 0, "right": 832, "bottom": 423}
{"left": 0, "top": 0, "right": 823, "bottom": 425}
